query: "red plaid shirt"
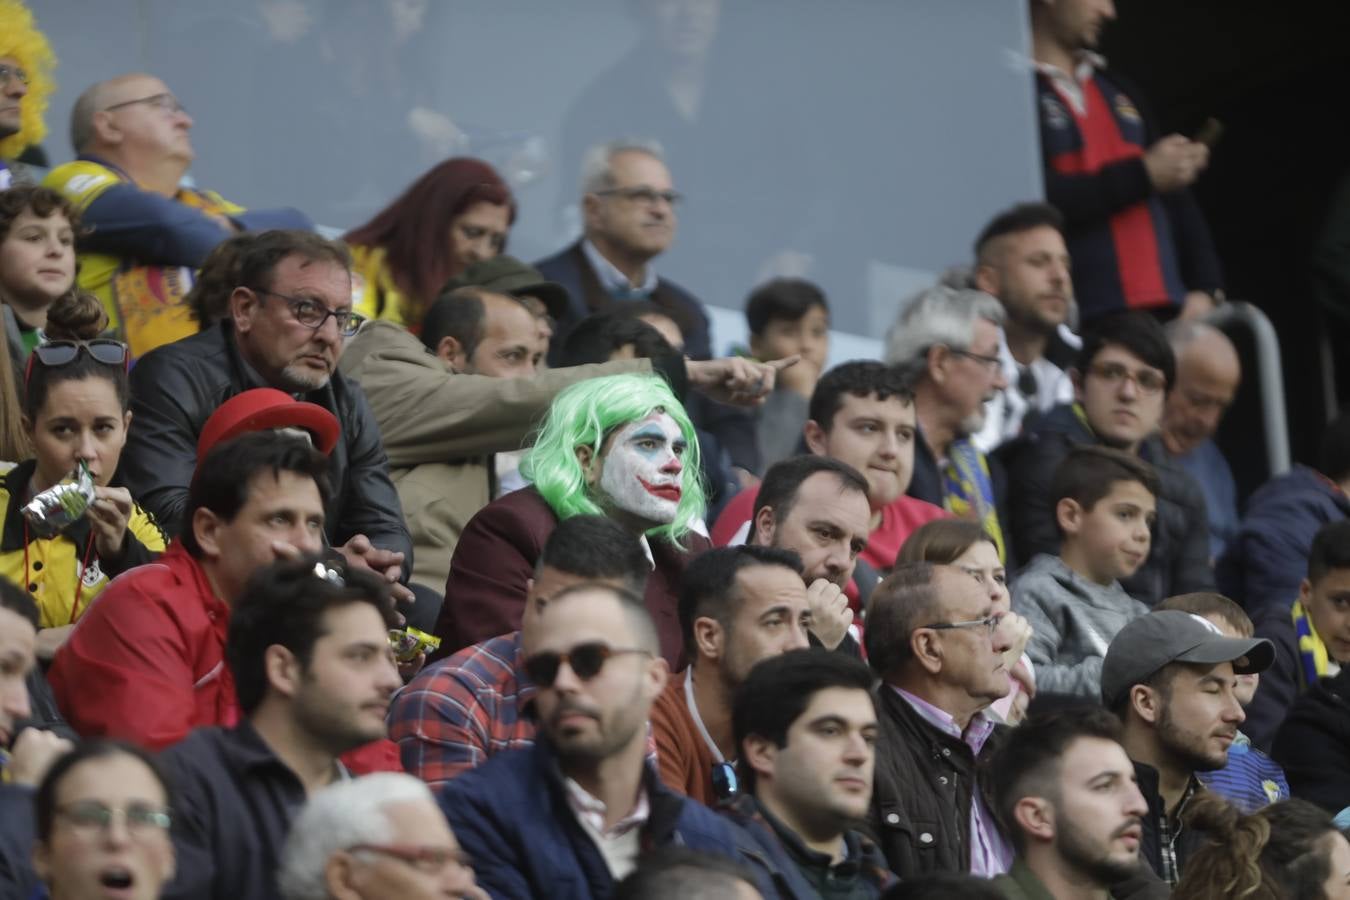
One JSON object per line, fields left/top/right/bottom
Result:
{"left": 388, "top": 630, "right": 536, "bottom": 787}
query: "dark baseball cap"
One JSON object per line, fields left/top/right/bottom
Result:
{"left": 438, "top": 255, "right": 570, "bottom": 321}
{"left": 1100, "top": 610, "right": 1275, "bottom": 709}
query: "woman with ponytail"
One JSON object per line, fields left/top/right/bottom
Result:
{"left": 1173, "top": 794, "right": 1350, "bottom": 899}
{"left": 0, "top": 291, "right": 165, "bottom": 660}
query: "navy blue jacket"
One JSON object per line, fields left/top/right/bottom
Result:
{"left": 535, "top": 240, "right": 712, "bottom": 363}
{"left": 1272, "top": 666, "right": 1350, "bottom": 813}
{"left": 0, "top": 785, "right": 39, "bottom": 900}
{"left": 1217, "top": 465, "right": 1350, "bottom": 613}
{"left": 437, "top": 741, "right": 761, "bottom": 900}
{"left": 997, "top": 403, "right": 1213, "bottom": 606}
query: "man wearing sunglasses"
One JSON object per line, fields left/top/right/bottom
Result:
{"left": 121, "top": 229, "right": 415, "bottom": 608}
{"left": 0, "top": 1, "right": 57, "bottom": 191}
{"left": 864, "top": 562, "right": 1015, "bottom": 880}
{"left": 43, "top": 72, "right": 312, "bottom": 358}
{"left": 439, "top": 582, "right": 764, "bottom": 899}
{"left": 999, "top": 311, "right": 1214, "bottom": 606}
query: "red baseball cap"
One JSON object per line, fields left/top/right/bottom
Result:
{"left": 196, "top": 388, "right": 341, "bottom": 460}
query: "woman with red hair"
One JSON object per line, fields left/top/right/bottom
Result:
{"left": 344, "top": 157, "right": 515, "bottom": 328}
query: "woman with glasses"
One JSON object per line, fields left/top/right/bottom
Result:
{"left": 344, "top": 157, "right": 515, "bottom": 330}
{"left": 898, "top": 519, "right": 1036, "bottom": 725}
{"left": 0, "top": 291, "right": 165, "bottom": 661}
{"left": 31, "top": 740, "right": 177, "bottom": 900}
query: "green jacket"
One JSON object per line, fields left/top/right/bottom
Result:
{"left": 992, "top": 861, "right": 1057, "bottom": 900}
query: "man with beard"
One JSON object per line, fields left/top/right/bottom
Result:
{"left": 865, "top": 562, "right": 1015, "bottom": 879}
{"left": 121, "top": 229, "right": 413, "bottom": 595}
{"left": 438, "top": 583, "right": 761, "bottom": 898}
{"left": 651, "top": 546, "right": 812, "bottom": 804}
{"left": 999, "top": 311, "right": 1213, "bottom": 605}
{"left": 725, "top": 649, "right": 897, "bottom": 897}
{"left": 159, "top": 557, "right": 403, "bottom": 900}
{"left": 1102, "top": 610, "right": 1274, "bottom": 885}
{"left": 1031, "top": 0, "right": 1222, "bottom": 324}
{"left": 744, "top": 455, "right": 874, "bottom": 645}
{"left": 970, "top": 203, "right": 1076, "bottom": 451}
{"left": 884, "top": 289, "right": 1010, "bottom": 562}
{"left": 991, "top": 709, "right": 1166, "bottom": 900}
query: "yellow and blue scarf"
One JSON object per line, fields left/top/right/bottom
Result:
{"left": 942, "top": 438, "right": 1006, "bottom": 562}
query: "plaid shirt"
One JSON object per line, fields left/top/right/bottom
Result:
{"left": 1158, "top": 778, "right": 1200, "bottom": 886}
{"left": 387, "top": 630, "right": 536, "bottom": 787}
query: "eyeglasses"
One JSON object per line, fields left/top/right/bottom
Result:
{"left": 950, "top": 348, "right": 1002, "bottom": 373}
{"left": 921, "top": 614, "right": 1003, "bottom": 638}
{"left": 55, "top": 800, "right": 172, "bottom": 836}
{"left": 523, "top": 642, "right": 651, "bottom": 687}
{"left": 102, "top": 93, "right": 188, "bottom": 116}
{"left": 349, "top": 843, "right": 473, "bottom": 875}
{"left": 1088, "top": 361, "right": 1167, "bottom": 394}
{"left": 253, "top": 288, "right": 365, "bottom": 337}
{"left": 0, "top": 64, "right": 29, "bottom": 88}
{"left": 594, "top": 187, "right": 683, "bottom": 208}
{"left": 711, "top": 762, "right": 739, "bottom": 803}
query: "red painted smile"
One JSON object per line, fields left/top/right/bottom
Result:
{"left": 640, "top": 479, "right": 681, "bottom": 502}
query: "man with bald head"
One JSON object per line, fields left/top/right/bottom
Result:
{"left": 438, "top": 582, "right": 761, "bottom": 898}
{"left": 1162, "top": 320, "right": 1242, "bottom": 560}
{"left": 43, "top": 72, "right": 311, "bottom": 358}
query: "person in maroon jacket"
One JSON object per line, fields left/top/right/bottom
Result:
{"left": 434, "top": 373, "right": 712, "bottom": 668}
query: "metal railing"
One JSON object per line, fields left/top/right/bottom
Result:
{"left": 1208, "top": 301, "right": 1291, "bottom": 477}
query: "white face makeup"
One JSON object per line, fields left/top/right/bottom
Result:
{"left": 597, "top": 412, "right": 686, "bottom": 527}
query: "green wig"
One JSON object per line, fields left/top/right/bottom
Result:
{"left": 522, "top": 373, "right": 705, "bottom": 544}
{"left": 0, "top": 1, "right": 56, "bottom": 159}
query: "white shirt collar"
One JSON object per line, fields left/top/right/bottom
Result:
{"left": 582, "top": 238, "right": 659, "bottom": 295}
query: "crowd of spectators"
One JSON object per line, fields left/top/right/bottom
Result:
{"left": 2, "top": 1, "right": 1350, "bottom": 899}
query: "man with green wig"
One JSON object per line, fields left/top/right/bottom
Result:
{"left": 432, "top": 372, "right": 709, "bottom": 667}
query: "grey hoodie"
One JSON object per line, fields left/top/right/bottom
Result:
{"left": 1013, "top": 553, "right": 1151, "bottom": 699}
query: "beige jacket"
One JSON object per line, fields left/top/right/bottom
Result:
{"left": 338, "top": 320, "right": 650, "bottom": 592}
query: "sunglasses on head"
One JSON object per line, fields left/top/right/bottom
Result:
{"left": 523, "top": 641, "right": 651, "bottom": 688}
{"left": 26, "top": 339, "right": 130, "bottom": 384}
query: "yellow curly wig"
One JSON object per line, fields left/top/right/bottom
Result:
{"left": 0, "top": 0, "right": 56, "bottom": 158}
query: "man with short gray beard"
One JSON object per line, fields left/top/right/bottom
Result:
{"left": 122, "top": 229, "right": 414, "bottom": 587}
{"left": 884, "top": 284, "right": 1012, "bottom": 562}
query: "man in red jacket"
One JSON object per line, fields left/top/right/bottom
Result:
{"left": 49, "top": 429, "right": 331, "bottom": 748}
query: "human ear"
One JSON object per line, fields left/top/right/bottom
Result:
{"left": 751, "top": 506, "right": 777, "bottom": 547}
{"left": 803, "top": 420, "right": 828, "bottom": 455}
{"left": 693, "top": 617, "right": 724, "bottom": 662}
{"left": 1056, "top": 497, "right": 1082, "bottom": 536}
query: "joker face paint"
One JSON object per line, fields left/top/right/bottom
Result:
{"left": 596, "top": 412, "right": 686, "bottom": 528}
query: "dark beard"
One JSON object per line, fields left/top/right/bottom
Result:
{"left": 1156, "top": 707, "right": 1229, "bottom": 773}
{"left": 1057, "top": 816, "right": 1144, "bottom": 885}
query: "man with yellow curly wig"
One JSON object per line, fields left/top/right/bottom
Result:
{"left": 432, "top": 373, "right": 713, "bottom": 669}
{"left": 0, "top": 0, "right": 56, "bottom": 189}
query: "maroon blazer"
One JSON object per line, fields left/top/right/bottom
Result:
{"left": 432, "top": 487, "right": 707, "bottom": 668}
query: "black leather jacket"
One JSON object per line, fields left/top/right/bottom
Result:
{"left": 120, "top": 322, "right": 412, "bottom": 576}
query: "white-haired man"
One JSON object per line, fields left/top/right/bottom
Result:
{"left": 279, "top": 773, "right": 487, "bottom": 900}
{"left": 535, "top": 138, "right": 711, "bottom": 363}
{"left": 885, "top": 284, "right": 1011, "bottom": 561}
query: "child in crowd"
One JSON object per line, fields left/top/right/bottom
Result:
{"left": 1158, "top": 591, "right": 1291, "bottom": 812}
{"left": 744, "top": 278, "right": 830, "bottom": 473}
{"left": 1014, "top": 445, "right": 1158, "bottom": 699}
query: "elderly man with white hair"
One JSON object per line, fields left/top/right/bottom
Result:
{"left": 885, "top": 283, "right": 1012, "bottom": 562}
{"left": 279, "top": 773, "right": 487, "bottom": 900}
{"left": 535, "top": 137, "right": 712, "bottom": 363}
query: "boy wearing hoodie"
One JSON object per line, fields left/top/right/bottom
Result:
{"left": 1014, "top": 446, "right": 1159, "bottom": 699}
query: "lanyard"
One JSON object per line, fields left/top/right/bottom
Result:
{"left": 683, "top": 668, "right": 727, "bottom": 764}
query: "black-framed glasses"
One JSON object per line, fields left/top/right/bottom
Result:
{"left": 102, "top": 93, "right": 188, "bottom": 116}
{"left": 0, "top": 64, "right": 29, "bottom": 87}
{"left": 253, "top": 288, "right": 365, "bottom": 337}
{"left": 349, "top": 843, "right": 473, "bottom": 875}
{"left": 921, "top": 614, "right": 1002, "bottom": 638}
{"left": 523, "top": 642, "right": 651, "bottom": 687}
{"left": 594, "top": 187, "right": 683, "bottom": 208}
{"left": 1087, "top": 361, "right": 1167, "bottom": 394}
{"left": 55, "top": 800, "right": 172, "bottom": 836}
{"left": 950, "top": 348, "right": 1002, "bottom": 373}
{"left": 712, "top": 762, "right": 739, "bottom": 803}
{"left": 32, "top": 339, "right": 129, "bottom": 368}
